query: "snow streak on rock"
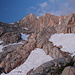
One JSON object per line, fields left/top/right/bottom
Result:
{"left": 22, "top": 27, "right": 28, "bottom": 30}
{"left": 0, "top": 41, "right": 3, "bottom": 52}
{"left": 59, "top": 18, "right": 61, "bottom": 25}
{"left": 0, "top": 41, "right": 22, "bottom": 52}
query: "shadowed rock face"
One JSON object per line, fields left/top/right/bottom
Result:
{"left": 61, "top": 66, "right": 75, "bottom": 75}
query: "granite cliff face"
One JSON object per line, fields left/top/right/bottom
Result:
{"left": 0, "top": 12, "right": 75, "bottom": 75}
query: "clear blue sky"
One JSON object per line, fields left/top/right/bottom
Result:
{"left": 0, "top": 0, "right": 75, "bottom": 23}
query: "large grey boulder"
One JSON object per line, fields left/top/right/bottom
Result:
{"left": 61, "top": 66, "right": 75, "bottom": 75}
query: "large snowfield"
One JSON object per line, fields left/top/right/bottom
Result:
{"left": 2, "top": 48, "right": 53, "bottom": 75}
{"left": 49, "top": 33, "right": 75, "bottom": 56}
{"left": 1, "top": 33, "right": 75, "bottom": 75}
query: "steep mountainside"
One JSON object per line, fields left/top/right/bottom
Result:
{"left": 0, "top": 12, "right": 75, "bottom": 75}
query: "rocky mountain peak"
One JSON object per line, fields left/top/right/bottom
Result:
{"left": 0, "top": 12, "right": 75, "bottom": 34}
{"left": 21, "top": 13, "right": 37, "bottom": 21}
{"left": 29, "top": 13, "right": 35, "bottom": 17}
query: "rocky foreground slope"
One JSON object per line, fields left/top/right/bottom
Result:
{"left": 0, "top": 12, "right": 75, "bottom": 75}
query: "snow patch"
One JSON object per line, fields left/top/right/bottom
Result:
{"left": 14, "top": 25, "right": 17, "bottom": 27}
{"left": 37, "top": 16, "right": 39, "bottom": 18}
{"left": 0, "top": 41, "right": 3, "bottom": 52}
{"left": 22, "top": 27, "right": 28, "bottom": 30}
{"left": 0, "top": 41, "right": 3, "bottom": 44}
{"left": 21, "top": 33, "right": 29, "bottom": 40}
{"left": 59, "top": 19, "right": 61, "bottom": 25}
{"left": 2, "top": 48, "right": 53, "bottom": 75}
{"left": 0, "top": 45, "right": 4, "bottom": 52}
{"left": 49, "top": 33, "right": 75, "bottom": 56}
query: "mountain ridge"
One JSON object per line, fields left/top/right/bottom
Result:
{"left": 0, "top": 12, "right": 75, "bottom": 34}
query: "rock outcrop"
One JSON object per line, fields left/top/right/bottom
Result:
{"left": 43, "top": 41, "right": 70, "bottom": 59}
{"left": 36, "top": 26, "right": 56, "bottom": 48}
{"left": 61, "top": 66, "right": 75, "bottom": 75}
{"left": 19, "top": 13, "right": 40, "bottom": 33}
{"left": 1, "top": 32, "right": 21, "bottom": 45}
{"left": 0, "top": 33, "right": 37, "bottom": 73}
{"left": 56, "top": 12, "right": 75, "bottom": 33}
{"left": 38, "top": 13, "right": 59, "bottom": 29}
{"left": 2, "top": 44, "right": 21, "bottom": 52}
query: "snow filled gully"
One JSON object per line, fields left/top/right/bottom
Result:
{"left": 2, "top": 48, "right": 53, "bottom": 75}
{"left": 49, "top": 33, "right": 75, "bottom": 56}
